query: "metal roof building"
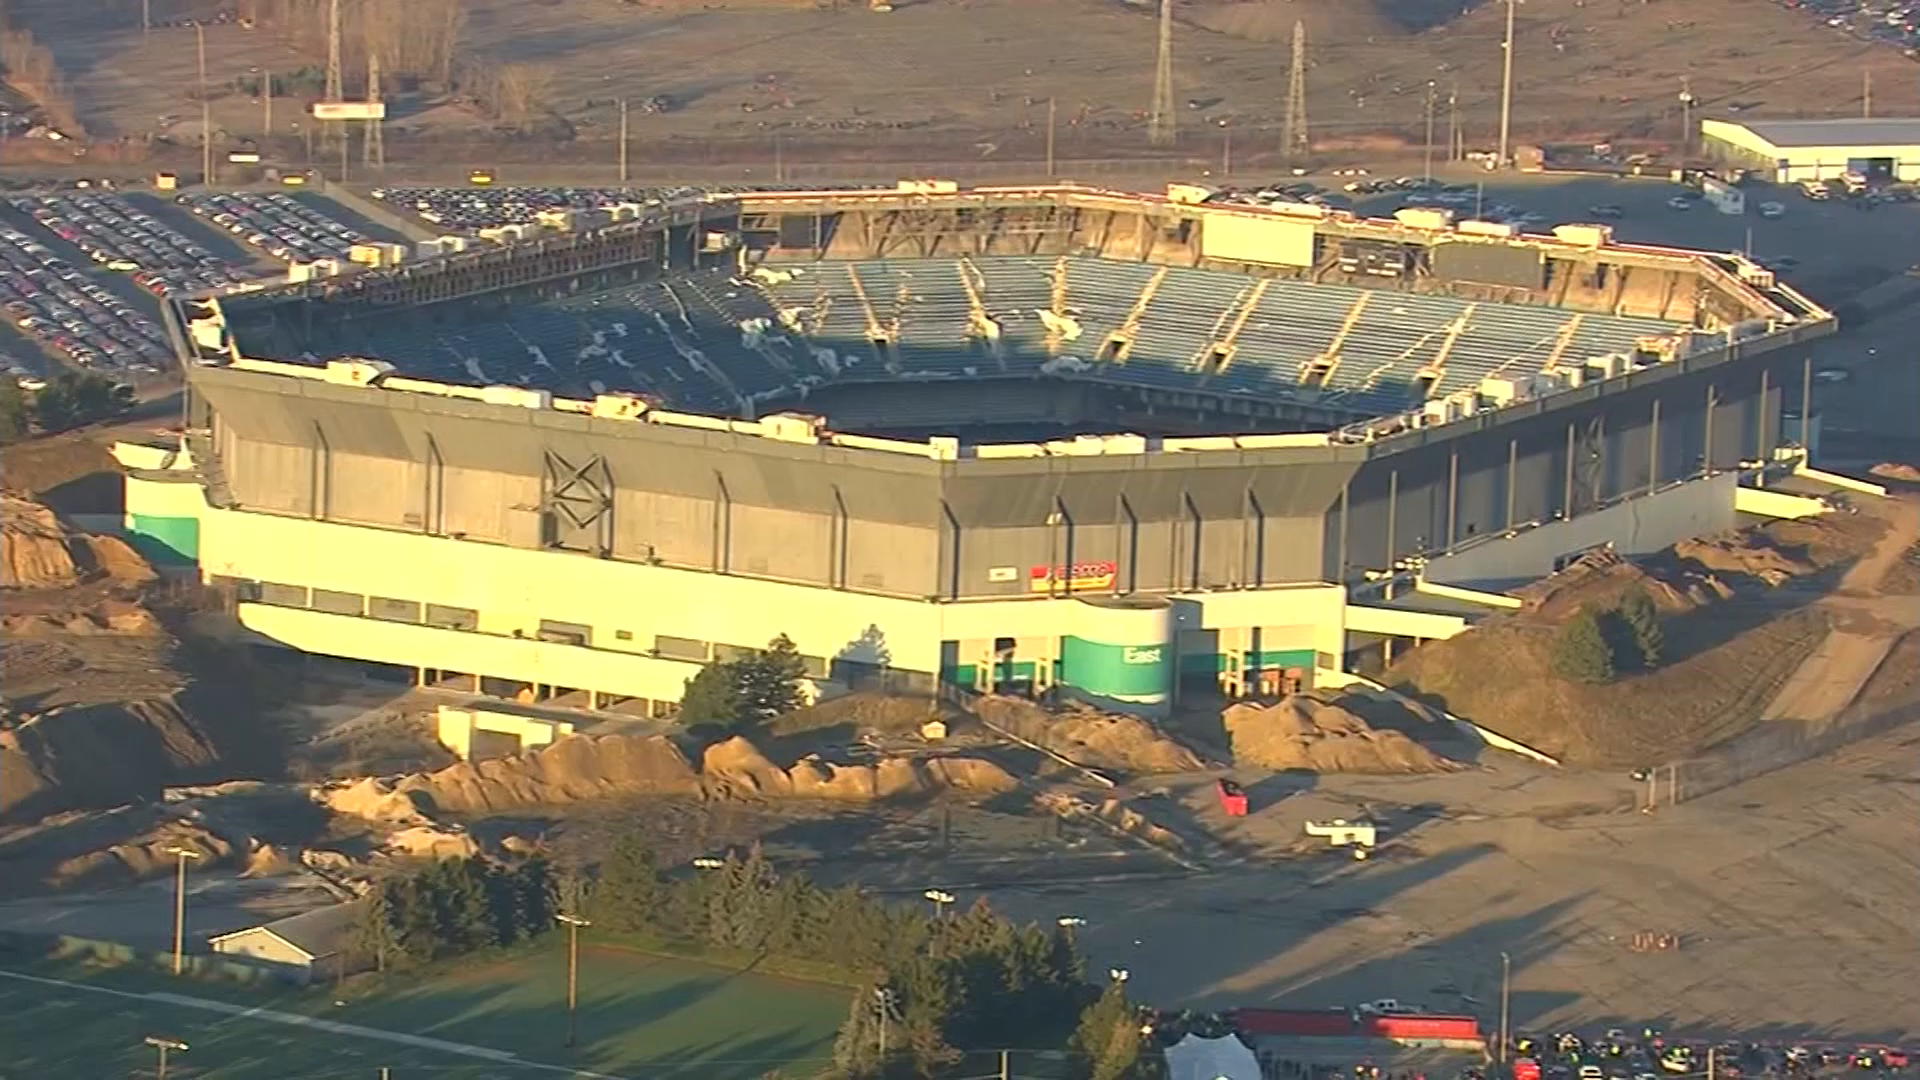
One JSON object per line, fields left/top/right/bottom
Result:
{"left": 1700, "top": 117, "right": 1920, "bottom": 183}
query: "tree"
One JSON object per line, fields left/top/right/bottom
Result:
{"left": 1616, "top": 587, "right": 1665, "bottom": 669}
{"left": 1552, "top": 607, "right": 1617, "bottom": 684}
{"left": 680, "top": 659, "right": 746, "bottom": 731}
{"left": 591, "top": 830, "right": 665, "bottom": 933}
{"left": 353, "top": 885, "right": 402, "bottom": 973}
{"left": 28, "top": 372, "right": 132, "bottom": 433}
{"left": 0, "top": 378, "right": 28, "bottom": 444}
{"left": 1071, "top": 980, "right": 1143, "bottom": 1080}
{"left": 735, "top": 634, "right": 807, "bottom": 726}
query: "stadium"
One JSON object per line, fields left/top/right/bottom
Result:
{"left": 119, "top": 181, "right": 1834, "bottom": 717}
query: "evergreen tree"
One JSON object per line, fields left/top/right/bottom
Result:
{"left": 679, "top": 659, "right": 745, "bottom": 732}
{"left": 1617, "top": 587, "right": 1665, "bottom": 669}
{"left": 1072, "top": 981, "right": 1143, "bottom": 1080}
{"left": 592, "top": 830, "right": 665, "bottom": 933}
{"left": 0, "top": 378, "right": 28, "bottom": 444}
{"left": 1552, "top": 607, "right": 1616, "bottom": 684}
{"left": 353, "top": 884, "right": 402, "bottom": 972}
{"left": 735, "top": 634, "right": 808, "bottom": 727}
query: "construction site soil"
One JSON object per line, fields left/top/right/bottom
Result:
{"left": 7, "top": 0, "right": 1909, "bottom": 171}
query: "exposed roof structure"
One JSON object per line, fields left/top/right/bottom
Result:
{"left": 210, "top": 901, "right": 361, "bottom": 961}
{"left": 1713, "top": 118, "right": 1920, "bottom": 148}
{"left": 234, "top": 255, "right": 1684, "bottom": 424}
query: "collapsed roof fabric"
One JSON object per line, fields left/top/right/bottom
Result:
{"left": 1165, "top": 1033, "right": 1263, "bottom": 1080}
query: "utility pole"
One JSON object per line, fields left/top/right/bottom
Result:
{"left": 1497, "top": 951, "right": 1512, "bottom": 1063}
{"left": 196, "top": 24, "right": 214, "bottom": 186}
{"left": 1497, "top": 0, "right": 1516, "bottom": 167}
{"left": 556, "top": 914, "right": 591, "bottom": 1049}
{"left": 323, "top": 0, "right": 343, "bottom": 154}
{"left": 165, "top": 847, "right": 201, "bottom": 975}
{"left": 1000, "top": 1049, "right": 1011, "bottom": 1080}
{"left": 263, "top": 68, "right": 272, "bottom": 138}
{"left": 1678, "top": 76, "right": 1696, "bottom": 159}
{"left": 1282, "top": 20, "right": 1310, "bottom": 160}
{"left": 142, "top": 0, "right": 150, "bottom": 34}
{"left": 618, "top": 98, "right": 630, "bottom": 184}
{"left": 1045, "top": 96, "right": 1057, "bottom": 178}
{"left": 1447, "top": 79, "right": 1461, "bottom": 163}
{"left": 1423, "top": 80, "right": 1437, "bottom": 182}
{"left": 364, "top": 46, "right": 384, "bottom": 168}
{"left": 1148, "top": 0, "right": 1176, "bottom": 147}
{"left": 1222, "top": 120, "right": 1232, "bottom": 176}
{"left": 1862, "top": 69, "right": 1872, "bottom": 118}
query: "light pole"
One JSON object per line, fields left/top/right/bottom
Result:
{"left": 1424, "top": 80, "right": 1437, "bottom": 183}
{"left": 1498, "top": 951, "right": 1512, "bottom": 1064}
{"left": 145, "top": 1035, "right": 188, "bottom": 1080}
{"left": 557, "top": 913, "right": 591, "bottom": 1049}
{"left": 164, "top": 847, "right": 201, "bottom": 975}
{"left": 1497, "top": 0, "right": 1516, "bottom": 168}
{"left": 1108, "top": 966, "right": 1130, "bottom": 984}
{"left": 923, "top": 889, "right": 956, "bottom": 919}
{"left": 1677, "top": 78, "right": 1696, "bottom": 159}
{"left": 873, "top": 987, "right": 898, "bottom": 1060}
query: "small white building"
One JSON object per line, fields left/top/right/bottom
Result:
{"left": 208, "top": 902, "right": 366, "bottom": 985}
{"left": 1699, "top": 118, "right": 1920, "bottom": 184}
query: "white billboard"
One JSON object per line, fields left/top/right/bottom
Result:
{"left": 310, "top": 101, "right": 387, "bottom": 121}
{"left": 1199, "top": 214, "right": 1316, "bottom": 268}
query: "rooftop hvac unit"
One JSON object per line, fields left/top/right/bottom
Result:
{"left": 1477, "top": 374, "right": 1533, "bottom": 405}
{"left": 897, "top": 179, "right": 960, "bottom": 194}
{"left": 323, "top": 359, "right": 395, "bottom": 386}
{"left": 1270, "top": 200, "right": 1328, "bottom": 220}
{"left": 1552, "top": 223, "right": 1613, "bottom": 248}
{"left": 1392, "top": 207, "right": 1454, "bottom": 230}
{"left": 480, "top": 385, "right": 553, "bottom": 410}
{"left": 1457, "top": 220, "right": 1519, "bottom": 238}
{"left": 438, "top": 235, "right": 472, "bottom": 253}
{"left": 414, "top": 239, "right": 448, "bottom": 260}
{"left": 348, "top": 243, "right": 385, "bottom": 265}
{"left": 609, "top": 202, "right": 647, "bottom": 222}
{"left": 535, "top": 209, "right": 572, "bottom": 230}
{"left": 762, "top": 412, "right": 826, "bottom": 443}
{"left": 1449, "top": 389, "right": 1479, "bottom": 417}
{"left": 1584, "top": 353, "right": 1626, "bottom": 380}
{"left": 590, "top": 393, "right": 650, "bottom": 420}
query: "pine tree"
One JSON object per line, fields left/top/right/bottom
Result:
{"left": 353, "top": 884, "right": 402, "bottom": 973}
{"left": 1552, "top": 607, "right": 1617, "bottom": 684}
{"left": 1072, "top": 981, "right": 1142, "bottom": 1080}
{"left": 735, "top": 634, "right": 807, "bottom": 727}
{"left": 1617, "top": 587, "right": 1665, "bottom": 668}
{"left": 592, "top": 830, "right": 665, "bottom": 933}
{"left": 680, "top": 658, "right": 745, "bottom": 732}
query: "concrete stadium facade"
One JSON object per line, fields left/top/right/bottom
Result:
{"left": 127, "top": 183, "right": 1837, "bottom": 718}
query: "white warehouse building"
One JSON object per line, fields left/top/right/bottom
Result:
{"left": 1699, "top": 117, "right": 1920, "bottom": 184}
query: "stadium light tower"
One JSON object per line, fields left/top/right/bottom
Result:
{"left": 1497, "top": 0, "right": 1516, "bottom": 167}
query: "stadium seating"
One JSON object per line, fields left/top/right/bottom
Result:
{"left": 246, "top": 253, "right": 1692, "bottom": 421}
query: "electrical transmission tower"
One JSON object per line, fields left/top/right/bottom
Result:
{"left": 363, "top": 46, "right": 383, "bottom": 167}
{"left": 323, "top": 0, "right": 344, "bottom": 153}
{"left": 1282, "top": 20, "right": 1309, "bottom": 159}
{"left": 1148, "top": 0, "right": 1176, "bottom": 147}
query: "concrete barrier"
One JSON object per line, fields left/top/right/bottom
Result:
{"left": 1734, "top": 486, "right": 1829, "bottom": 520}
{"left": 1793, "top": 462, "right": 1889, "bottom": 498}
{"left": 1413, "top": 577, "right": 1524, "bottom": 610}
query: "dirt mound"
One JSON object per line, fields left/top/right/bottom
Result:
{"left": 384, "top": 824, "right": 481, "bottom": 859}
{"left": 0, "top": 493, "right": 153, "bottom": 589}
{"left": 703, "top": 736, "right": 795, "bottom": 796}
{"left": 973, "top": 696, "right": 1203, "bottom": 774}
{"left": 1870, "top": 463, "right": 1920, "bottom": 482}
{"left": 1515, "top": 546, "right": 1730, "bottom": 619}
{"left": 1, "top": 695, "right": 226, "bottom": 822}
{"left": 1187, "top": 0, "right": 1402, "bottom": 43}
{"left": 45, "top": 819, "right": 234, "bottom": 889}
{"left": 1675, "top": 531, "right": 1817, "bottom": 586}
{"left": 1222, "top": 696, "right": 1457, "bottom": 773}
{"left": 319, "top": 776, "right": 437, "bottom": 825}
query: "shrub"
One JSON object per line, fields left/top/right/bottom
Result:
{"left": 1552, "top": 607, "right": 1616, "bottom": 683}
{"left": 1616, "top": 587, "right": 1665, "bottom": 669}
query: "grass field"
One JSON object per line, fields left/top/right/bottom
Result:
{"left": 0, "top": 941, "right": 850, "bottom": 1079}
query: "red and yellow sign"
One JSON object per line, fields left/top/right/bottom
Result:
{"left": 1029, "top": 560, "right": 1117, "bottom": 593}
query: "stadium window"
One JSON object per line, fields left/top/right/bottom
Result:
{"left": 614, "top": 629, "right": 634, "bottom": 641}
{"left": 310, "top": 589, "right": 366, "bottom": 617}
{"left": 424, "top": 604, "right": 479, "bottom": 631}
{"left": 537, "top": 619, "right": 592, "bottom": 647}
{"left": 256, "top": 582, "right": 310, "bottom": 608}
{"left": 711, "top": 642, "right": 757, "bottom": 664}
{"left": 368, "top": 597, "right": 422, "bottom": 623}
{"left": 654, "top": 635, "right": 710, "bottom": 663}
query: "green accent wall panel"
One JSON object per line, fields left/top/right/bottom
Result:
{"left": 128, "top": 513, "right": 201, "bottom": 565}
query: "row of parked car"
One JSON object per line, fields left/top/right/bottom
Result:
{"left": 6, "top": 193, "right": 254, "bottom": 299}
{"left": 176, "top": 191, "right": 370, "bottom": 264}
{"left": 366, "top": 183, "right": 894, "bottom": 234}
{"left": 0, "top": 226, "right": 174, "bottom": 376}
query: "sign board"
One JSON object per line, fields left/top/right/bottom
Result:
{"left": 310, "top": 101, "right": 387, "bottom": 121}
{"left": 1029, "top": 560, "right": 1117, "bottom": 593}
{"left": 1198, "top": 214, "right": 1315, "bottom": 268}
{"left": 986, "top": 566, "right": 1019, "bottom": 583}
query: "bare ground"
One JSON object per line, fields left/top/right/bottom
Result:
{"left": 10, "top": 0, "right": 1914, "bottom": 167}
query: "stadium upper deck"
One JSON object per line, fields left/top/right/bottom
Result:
{"left": 195, "top": 182, "right": 1831, "bottom": 439}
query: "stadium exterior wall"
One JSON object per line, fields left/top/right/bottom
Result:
{"left": 142, "top": 472, "right": 1347, "bottom": 712}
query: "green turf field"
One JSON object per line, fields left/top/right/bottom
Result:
{"left": 0, "top": 942, "right": 850, "bottom": 1079}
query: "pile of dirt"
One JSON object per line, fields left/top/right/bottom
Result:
{"left": 1, "top": 694, "right": 226, "bottom": 822}
{"left": 973, "top": 696, "right": 1204, "bottom": 774}
{"left": 1514, "top": 546, "right": 1731, "bottom": 619}
{"left": 1036, "top": 791, "right": 1189, "bottom": 857}
{"left": 1674, "top": 531, "right": 1818, "bottom": 586}
{"left": 342, "top": 731, "right": 1018, "bottom": 817}
{"left": 1870, "top": 463, "right": 1920, "bottom": 482}
{"left": 1, "top": 493, "right": 153, "bottom": 589}
{"left": 1186, "top": 0, "right": 1402, "bottom": 43}
{"left": 1223, "top": 696, "right": 1457, "bottom": 773}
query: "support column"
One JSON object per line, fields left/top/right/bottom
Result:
{"left": 1704, "top": 383, "right": 1717, "bottom": 476}
{"left": 1337, "top": 482, "right": 1351, "bottom": 582}
{"left": 1800, "top": 356, "right": 1814, "bottom": 458}
{"left": 1648, "top": 396, "right": 1662, "bottom": 495}
{"left": 1563, "top": 421, "right": 1576, "bottom": 518}
{"left": 1446, "top": 447, "right": 1459, "bottom": 550}
{"left": 1505, "top": 438, "right": 1518, "bottom": 531}
{"left": 1757, "top": 367, "right": 1771, "bottom": 487}
{"left": 1385, "top": 469, "right": 1399, "bottom": 570}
